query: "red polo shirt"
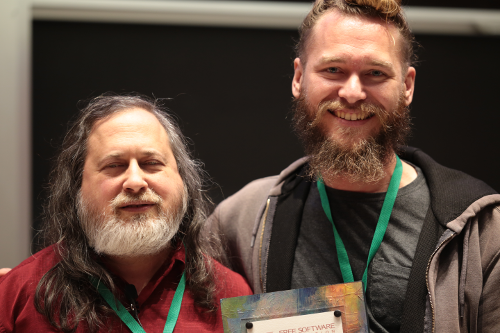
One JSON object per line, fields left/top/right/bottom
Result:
{"left": 0, "top": 244, "right": 252, "bottom": 332}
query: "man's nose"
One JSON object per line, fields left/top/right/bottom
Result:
{"left": 338, "top": 75, "right": 366, "bottom": 104}
{"left": 122, "top": 161, "right": 148, "bottom": 193}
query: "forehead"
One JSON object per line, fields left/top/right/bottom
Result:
{"left": 87, "top": 108, "right": 171, "bottom": 153}
{"left": 307, "top": 10, "right": 403, "bottom": 66}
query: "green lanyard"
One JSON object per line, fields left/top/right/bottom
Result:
{"left": 317, "top": 155, "right": 402, "bottom": 291}
{"left": 89, "top": 260, "right": 186, "bottom": 333}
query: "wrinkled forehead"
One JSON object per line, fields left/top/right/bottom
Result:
{"left": 85, "top": 108, "right": 174, "bottom": 159}
{"left": 91, "top": 108, "right": 169, "bottom": 140}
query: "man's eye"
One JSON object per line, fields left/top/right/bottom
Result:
{"left": 371, "top": 70, "right": 384, "bottom": 77}
{"left": 327, "top": 67, "right": 340, "bottom": 73}
{"left": 145, "top": 161, "right": 160, "bottom": 166}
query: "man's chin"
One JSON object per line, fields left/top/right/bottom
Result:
{"left": 327, "top": 120, "right": 380, "bottom": 141}
{"left": 99, "top": 244, "right": 171, "bottom": 259}
{"left": 118, "top": 212, "right": 159, "bottom": 223}
{"left": 324, "top": 133, "right": 377, "bottom": 155}
{"left": 331, "top": 136, "right": 367, "bottom": 150}
{"left": 307, "top": 131, "right": 392, "bottom": 184}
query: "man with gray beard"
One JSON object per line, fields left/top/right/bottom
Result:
{"left": 0, "top": 95, "right": 251, "bottom": 332}
{"left": 206, "top": 0, "right": 500, "bottom": 332}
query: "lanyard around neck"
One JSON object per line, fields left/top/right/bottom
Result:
{"left": 89, "top": 256, "right": 186, "bottom": 333}
{"left": 317, "top": 155, "right": 403, "bottom": 291}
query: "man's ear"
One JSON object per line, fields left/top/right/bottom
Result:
{"left": 403, "top": 66, "right": 416, "bottom": 106}
{"left": 292, "top": 58, "right": 304, "bottom": 99}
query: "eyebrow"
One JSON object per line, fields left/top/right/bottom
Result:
{"left": 318, "top": 56, "right": 395, "bottom": 71}
{"left": 318, "top": 56, "right": 346, "bottom": 66}
{"left": 141, "top": 149, "right": 164, "bottom": 158}
{"left": 97, "top": 149, "right": 166, "bottom": 168}
{"left": 96, "top": 153, "right": 121, "bottom": 169}
{"left": 368, "top": 59, "right": 394, "bottom": 71}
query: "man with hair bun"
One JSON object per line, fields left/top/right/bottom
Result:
{"left": 207, "top": 0, "right": 500, "bottom": 332}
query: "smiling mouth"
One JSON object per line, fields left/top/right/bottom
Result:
{"left": 330, "top": 110, "right": 374, "bottom": 121}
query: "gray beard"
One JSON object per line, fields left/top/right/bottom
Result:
{"left": 77, "top": 188, "right": 187, "bottom": 257}
{"left": 292, "top": 93, "right": 410, "bottom": 184}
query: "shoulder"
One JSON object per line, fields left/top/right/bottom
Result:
{"left": 205, "top": 175, "right": 280, "bottom": 244}
{"left": 0, "top": 245, "right": 59, "bottom": 288}
{"left": 218, "top": 175, "right": 279, "bottom": 213}
{"left": 470, "top": 199, "right": 500, "bottom": 253}
{"left": 210, "top": 157, "right": 310, "bottom": 226}
{"left": 210, "top": 258, "right": 252, "bottom": 298}
{"left": 225, "top": 157, "right": 310, "bottom": 205}
{"left": 0, "top": 245, "right": 60, "bottom": 332}
{"left": 400, "top": 146, "right": 498, "bottom": 225}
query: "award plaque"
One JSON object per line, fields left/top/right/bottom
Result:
{"left": 221, "top": 281, "right": 368, "bottom": 333}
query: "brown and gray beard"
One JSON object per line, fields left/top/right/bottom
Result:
{"left": 292, "top": 92, "right": 411, "bottom": 184}
{"left": 77, "top": 187, "right": 187, "bottom": 257}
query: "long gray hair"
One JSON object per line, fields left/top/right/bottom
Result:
{"left": 35, "top": 94, "right": 221, "bottom": 332}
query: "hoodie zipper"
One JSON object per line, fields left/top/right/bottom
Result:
{"left": 259, "top": 198, "right": 271, "bottom": 291}
{"left": 425, "top": 231, "right": 456, "bottom": 333}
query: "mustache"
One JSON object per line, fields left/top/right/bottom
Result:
{"left": 312, "top": 99, "right": 387, "bottom": 127}
{"left": 109, "top": 189, "right": 163, "bottom": 210}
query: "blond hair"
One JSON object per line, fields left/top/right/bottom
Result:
{"left": 296, "top": 0, "right": 415, "bottom": 67}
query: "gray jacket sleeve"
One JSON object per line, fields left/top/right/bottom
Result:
{"left": 204, "top": 175, "right": 278, "bottom": 290}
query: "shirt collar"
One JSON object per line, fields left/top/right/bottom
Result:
{"left": 136, "top": 242, "right": 186, "bottom": 305}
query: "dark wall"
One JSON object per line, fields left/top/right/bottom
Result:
{"left": 32, "top": 19, "right": 500, "bottom": 233}
{"left": 409, "top": 34, "right": 500, "bottom": 190}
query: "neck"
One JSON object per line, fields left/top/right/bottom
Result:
{"left": 321, "top": 153, "right": 417, "bottom": 193}
{"left": 103, "top": 247, "right": 171, "bottom": 295}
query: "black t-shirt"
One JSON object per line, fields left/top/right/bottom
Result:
{"left": 291, "top": 163, "right": 430, "bottom": 333}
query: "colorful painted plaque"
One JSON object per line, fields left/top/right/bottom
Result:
{"left": 221, "top": 281, "right": 368, "bottom": 333}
